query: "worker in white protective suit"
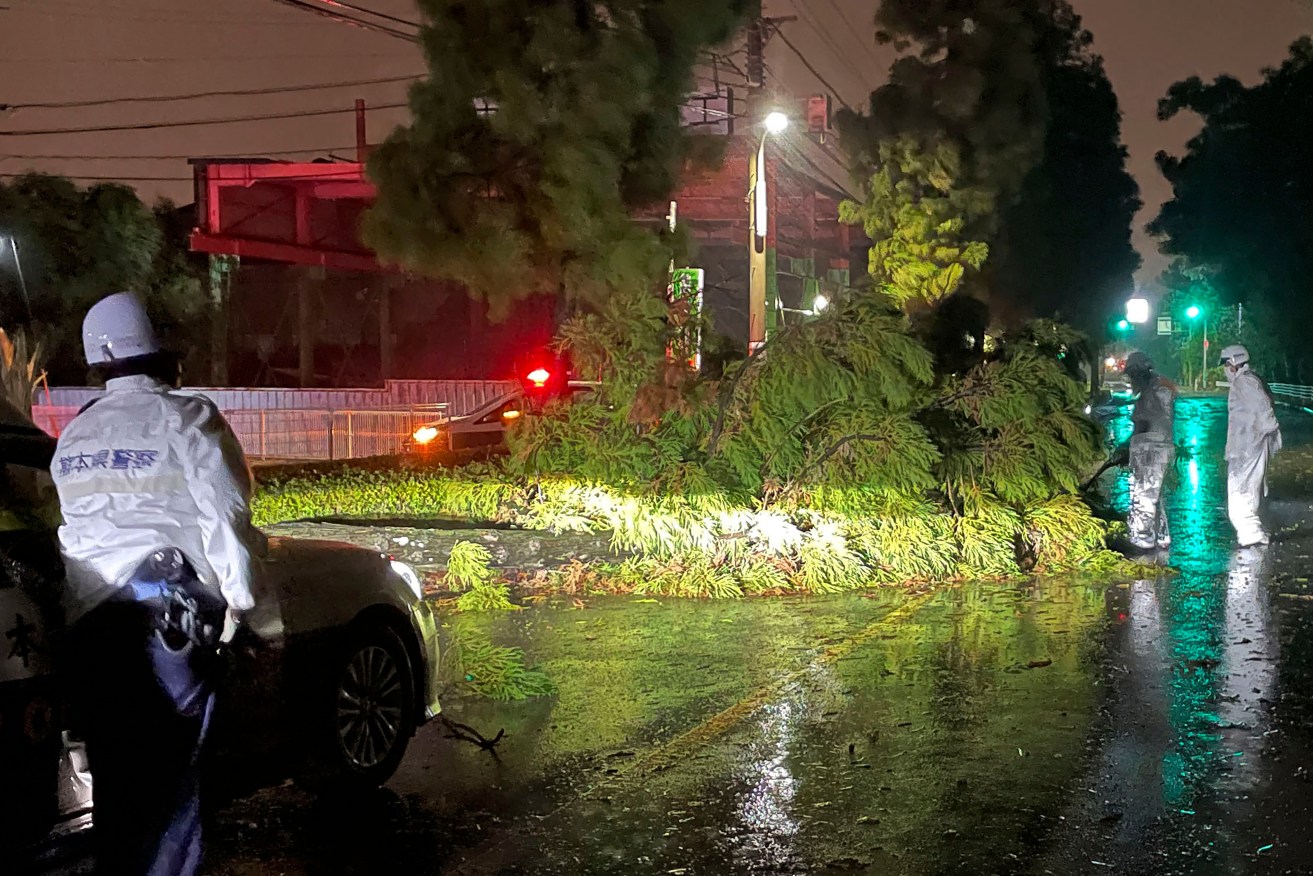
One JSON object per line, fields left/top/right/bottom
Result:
{"left": 1221, "top": 344, "right": 1282, "bottom": 547}
{"left": 1123, "top": 352, "right": 1177, "bottom": 551}
{"left": 50, "top": 292, "right": 263, "bottom": 876}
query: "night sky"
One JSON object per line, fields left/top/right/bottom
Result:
{"left": 2, "top": 0, "right": 1310, "bottom": 289}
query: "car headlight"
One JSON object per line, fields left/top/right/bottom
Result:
{"left": 390, "top": 560, "right": 424, "bottom": 600}
{"left": 413, "top": 425, "right": 441, "bottom": 445}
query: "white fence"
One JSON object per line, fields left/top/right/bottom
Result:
{"left": 31, "top": 405, "right": 462, "bottom": 462}
{"left": 30, "top": 379, "right": 519, "bottom": 461}
{"left": 39, "top": 379, "right": 515, "bottom": 415}
{"left": 1271, "top": 384, "right": 1313, "bottom": 405}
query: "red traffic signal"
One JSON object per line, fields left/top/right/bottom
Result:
{"left": 526, "top": 367, "right": 551, "bottom": 388}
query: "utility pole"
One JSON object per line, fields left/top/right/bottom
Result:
{"left": 745, "top": 15, "right": 795, "bottom": 353}
{"left": 208, "top": 254, "right": 237, "bottom": 385}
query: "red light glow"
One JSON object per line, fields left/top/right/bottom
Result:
{"left": 526, "top": 368, "right": 551, "bottom": 388}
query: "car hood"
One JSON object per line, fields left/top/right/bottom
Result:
{"left": 262, "top": 537, "right": 417, "bottom": 636}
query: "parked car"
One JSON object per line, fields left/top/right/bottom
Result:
{"left": 0, "top": 399, "right": 441, "bottom": 857}
{"left": 405, "top": 376, "right": 598, "bottom": 454}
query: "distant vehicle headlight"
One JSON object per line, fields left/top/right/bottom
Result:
{"left": 390, "top": 560, "right": 423, "bottom": 600}
{"left": 413, "top": 425, "right": 440, "bottom": 445}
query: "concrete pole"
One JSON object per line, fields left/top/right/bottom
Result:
{"left": 298, "top": 266, "right": 323, "bottom": 387}
{"left": 208, "top": 254, "right": 236, "bottom": 386}
{"left": 379, "top": 277, "right": 395, "bottom": 381}
{"left": 748, "top": 140, "right": 767, "bottom": 353}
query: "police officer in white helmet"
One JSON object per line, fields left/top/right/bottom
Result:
{"left": 50, "top": 292, "right": 263, "bottom": 875}
{"left": 1221, "top": 344, "right": 1282, "bottom": 547}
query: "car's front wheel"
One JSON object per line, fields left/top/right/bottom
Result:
{"left": 304, "top": 623, "right": 417, "bottom": 793}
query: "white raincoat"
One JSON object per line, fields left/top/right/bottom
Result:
{"left": 1226, "top": 366, "right": 1282, "bottom": 546}
{"left": 1128, "top": 378, "right": 1176, "bottom": 550}
{"left": 50, "top": 375, "right": 262, "bottom": 623}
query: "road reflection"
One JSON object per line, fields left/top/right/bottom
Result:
{"left": 1084, "top": 396, "right": 1281, "bottom": 869}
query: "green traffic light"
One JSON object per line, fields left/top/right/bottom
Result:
{"left": 1116, "top": 319, "right": 1131, "bottom": 332}
{"left": 1185, "top": 305, "right": 1201, "bottom": 319}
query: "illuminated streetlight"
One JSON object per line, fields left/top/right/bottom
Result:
{"left": 1126, "top": 297, "right": 1150, "bottom": 324}
{"left": 812, "top": 294, "right": 829, "bottom": 313}
{"left": 764, "top": 111, "right": 789, "bottom": 135}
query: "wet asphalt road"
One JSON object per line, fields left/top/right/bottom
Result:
{"left": 47, "top": 398, "right": 1313, "bottom": 874}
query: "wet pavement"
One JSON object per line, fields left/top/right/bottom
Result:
{"left": 43, "top": 398, "right": 1313, "bottom": 874}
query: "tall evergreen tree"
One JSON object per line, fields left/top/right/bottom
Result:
{"left": 364, "top": 0, "right": 753, "bottom": 317}
{"left": 841, "top": 0, "right": 1050, "bottom": 221}
{"left": 988, "top": 3, "right": 1141, "bottom": 335}
{"left": 838, "top": 0, "right": 1138, "bottom": 335}
{"left": 1149, "top": 37, "right": 1313, "bottom": 381}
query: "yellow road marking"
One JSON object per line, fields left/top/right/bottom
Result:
{"left": 448, "top": 588, "right": 940, "bottom": 874}
{"left": 634, "top": 589, "right": 938, "bottom": 776}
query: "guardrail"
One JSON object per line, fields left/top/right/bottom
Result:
{"left": 31, "top": 405, "right": 451, "bottom": 462}
{"left": 1270, "top": 383, "right": 1313, "bottom": 404}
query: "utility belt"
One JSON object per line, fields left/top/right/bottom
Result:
{"left": 118, "top": 549, "right": 226, "bottom": 652}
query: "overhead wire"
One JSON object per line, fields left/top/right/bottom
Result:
{"left": 0, "top": 169, "right": 371, "bottom": 182}
{"left": 819, "top": 0, "right": 885, "bottom": 70}
{"left": 0, "top": 52, "right": 413, "bottom": 63}
{"left": 4, "top": 75, "right": 420, "bottom": 111}
{"left": 304, "top": 0, "right": 421, "bottom": 29}
{"left": 0, "top": 145, "right": 362, "bottom": 161}
{"left": 268, "top": 0, "right": 418, "bottom": 41}
{"left": 0, "top": 102, "right": 409, "bottom": 136}
{"left": 2, "top": 2, "right": 343, "bottom": 26}
{"left": 773, "top": 28, "right": 855, "bottom": 110}
{"left": 786, "top": 0, "right": 873, "bottom": 91}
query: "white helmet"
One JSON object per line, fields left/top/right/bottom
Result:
{"left": 82, "top": 292, "right": 161, "bottom": 366}
{"left": 1219, "top": 344, "right": 1250, "bottom": 367}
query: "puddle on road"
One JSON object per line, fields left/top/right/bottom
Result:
{"left": 495, "top": 580, "right": 1119, "bottom": 876}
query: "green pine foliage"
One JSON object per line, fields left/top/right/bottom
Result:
{"left": 443, "top": 619, "right": 555, "bottom": 701}
{"left": 838, "top": 136, "right": 992, "bottom": 308}
{"left": 364, "top": 0, "right": 753, "bottom": 315}
{"left": 256, "top": 463, "right": 1136, "bottom": 597}
{"left": 446, "top": 540, "right": 518, "bottom": 612}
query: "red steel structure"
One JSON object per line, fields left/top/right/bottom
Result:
{"left": 186, "top": 96, "right": 860, "bottom": 386}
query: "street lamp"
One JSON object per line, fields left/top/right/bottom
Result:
{"left": 813, "top": 293, "right": 829, "bottom": 313}
{"left": 1126, "top": 297, "right": 1150, "bottom": 324}
{"left": 0, "top": 234, "right": 31, "bottom": 321}
{"left": 748, "top": 111, "right": 789, "bottom": 353}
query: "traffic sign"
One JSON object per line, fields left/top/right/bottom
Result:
{"left": 1157, "top": 316, "right": 1173, "bottom": 336}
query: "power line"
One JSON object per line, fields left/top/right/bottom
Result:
{"left": 0, "top": 145, "right": 362, "bottom": 161}
{"left": 773, "top": 29, "right": 855, "bottom": 110}
{"left": 0, "top": 102, "right": 409, "bottom": 136}
{"left": 0, "top": 52, "right": 413, "bottom": 63}
{"left": 2, "top": 2, "right": 342, "bottom": 26}
{"left": 1, "top": 169, "right": 371, "bottom": 183}
{"left": 269, "top": 0, "right": 418, "bottom": 42}
{"left": 4, "top": 75, "right": 419, "bottom": 111}
{"left": 787, "top": 0, "right": 873, "bottom": 91}
{"left": 820, "top": 0, "right": 884, "bottom": 70}
{"left": 303, "top": 0, "right": 421, "bottom": 29}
